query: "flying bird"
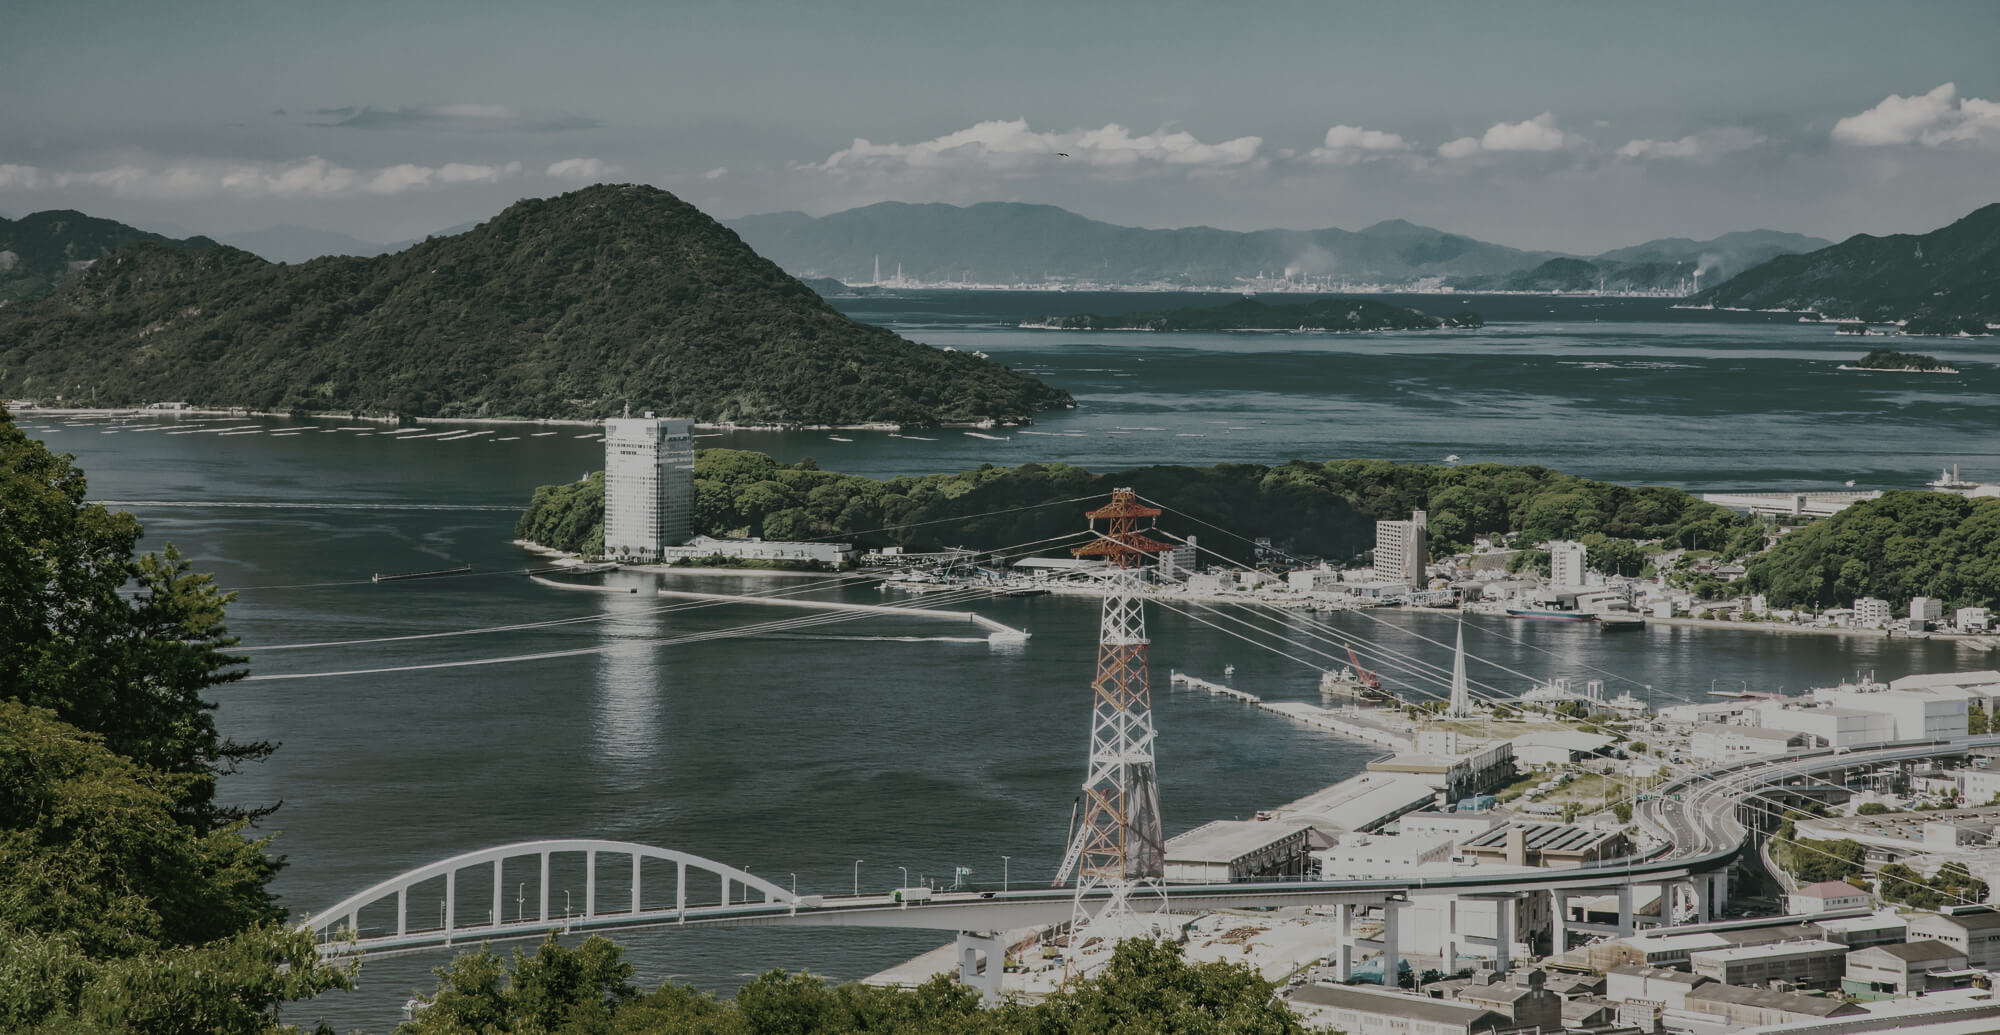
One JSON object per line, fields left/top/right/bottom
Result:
{"left": 1056, "top": 152, "right": 1069, "bottom": 157}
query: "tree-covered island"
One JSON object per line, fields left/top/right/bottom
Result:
{"left": 1838, "top": 348, "right": 1959, "bottom": 373}
{"left": 1022, "top": 296, "right": 1484, "bottom": 332}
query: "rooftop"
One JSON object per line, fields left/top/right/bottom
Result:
{"left": 1289, "top": 983, "right": 1507, "bottom": 1025}
{"left": 1684, "top": 982, "right": 1861, "bottom": 1017}
{"left": 1862, "top": 939, "right": 1970, "bottom": 963}
{"left": 1695, "top": 723, "right": 1802, "bottom": 742}
{"left": 1268, "top": 770, "right": 1441, "bottom": 833}
{"left": 1462, "top": 821, "right": 1622, "bottom": 855}
{"left": 1163, "top": 819, "right": 1313, "bottom": 864}
{"left": 1689, "top": 938, "right": 1847, "bottom": 962}
{"left": 1797, "top": 880, "right": 1872, "bottom": 899}
{"left": 1608, "top": 963, "right": 1706, "bottom": 985}
{"left": 1915, "top": 909, "right": 2000, "bottom": 932}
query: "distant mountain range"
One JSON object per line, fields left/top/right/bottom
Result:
{"left": 724, "top": 202, "right": 1830, "bottom": 292}
{"left": 1700, "top": 203, "right": 1999, "bottom": 334}
{"left": 0, "top": 186, "right": 1068, "bottom": 425}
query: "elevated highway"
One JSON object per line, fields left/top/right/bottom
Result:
{"left": 303, "top": 736, "right": 2000, "bottom": 996}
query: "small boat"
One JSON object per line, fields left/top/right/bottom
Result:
{"left": 1596, "top": 614, "right": 1646, "bottom": 631}
{"left": 371, "top": 564, "right": 473, "bottom": 583}
{"left": 1223, "top": 664, "right": 1236, "bottom": 677}
{"left": 828, "top": 435, "right": 854, "bottom": 442}
{"left": 1506, "top": 608, "right": 1597, "bottom": 623}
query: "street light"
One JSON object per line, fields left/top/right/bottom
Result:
{"left": 899, "top": 866, "right": 908, "bottom": 889}
{"left": 1002, "top": 855, "right": 1012, "bottom": 892}
{"left": 854, "top": 860, "right": 864, "bottom": 897}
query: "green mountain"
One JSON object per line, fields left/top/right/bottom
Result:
{"left": 727, "top": 202, "right": 1563, "bottom": 286}
{"left": 0, "top": 210, "right": 216, "bottom": 303}
{"left": 1026, "top": 296, "right": 1482, "bottom": 331}
{"left": 1701, "top": 203, "right": 2000, "bottom": 333}
{"left": 0, "top": 186, "right": 1071, "bottom": 425}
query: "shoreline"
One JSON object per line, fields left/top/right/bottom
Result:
{"left": 4, "top": 405, "right": 1013, "bottom": 433}
{"left": 509, "top": 541, "right": 839, "bottom": 580}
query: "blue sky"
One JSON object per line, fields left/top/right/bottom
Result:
{"left": 3, "top": 0, "right": 1997, "bottom": 251}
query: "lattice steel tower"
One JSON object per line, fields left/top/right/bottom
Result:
{"left": 1065, "top": 488, "right": 1172, "bottom": 943}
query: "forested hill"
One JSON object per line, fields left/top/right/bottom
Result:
{"left": 518, "top": 451, "right": 1751, "bottom": 565}
{"left": 0, "top": 186, "right": 1071, "bottom": 425}
{"left": 1700, "top": 203, "right": 2000, "bottom": 334}
{"left": 0, "top": 209, "right": 216, "bottom": 302}
{"left": 1746, "top": 492, "right": 2000, "bottom": 610}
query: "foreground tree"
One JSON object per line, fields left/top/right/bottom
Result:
{"left": 398, "top": 935, "right": 1307, "bottom": 1035}
{"left": 0, "top": 408, "right": 349, "bottom": 1029}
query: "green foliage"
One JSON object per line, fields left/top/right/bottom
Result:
{"left": 519, "top": 451, "right": 1744, "bottom": 575}
{"left": 1973, "top": 703, "right": 1992, "bottom": 737}
{"left": 1033, "top": 296, "right": 1479, "bottom": 331}
{"left": 1856, "top": 802, "right": 1893, "bottom": 816}
{"left": 0, "top": 406, "right": 348, "bottom": 1028}
{"left": 1851, "top": 349, "right": 1952, "bottom": 371}
{"left": 0, "top": 208, "right": 218, "bottom": 303}
{"left": 0, "top": 186, "right": 1072, "bottom": 425}
{"left": 1612, "top": 801, "right": 1633, "bottom": 823}
{"left": 1774, "top": 836, "right": 1866, "bottom": 884}
{"left": 400, "top": 935, "right": 1306, "bottom": 1035}
{"left": 1879, "top": 862, "right": 1988, "bottom": 911}
{"left": 1745, "top": 492, "right": 2000, "bottom": 610}
{"left": 2, "top": 413, "right": 268, "bottom": 831}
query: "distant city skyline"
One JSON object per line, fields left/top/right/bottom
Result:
{"left": 3, "top": 0, "right": 1997, "bottom": 253}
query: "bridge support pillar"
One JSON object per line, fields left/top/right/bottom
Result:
{"left": 956, "top": 930, "right": 1006, "bottom": 1006}
{"left": 1441, "top": 898, "right": 1460, "bottom": 976}
{"left": 1655, "top": 881, "right": 1674, "bottom": 928}
{"left": 1379, "top": 900, "right": 1401, "bottom": 988}
{"left": 1616, "top": 884, "right": 1634, "bottom": 939}
{"left": 1549, "top": 887, "right": 1567, "bottom": 954}
{"left": 1334, "top": 903, "right": 1356, "bottom": 982}
{"left": 1451, "top": 894, "right": 1516, "bottom": 975}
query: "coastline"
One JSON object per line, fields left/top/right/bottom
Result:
{"left": 5, "top": 405, "right": 1009, "bottom": 433}
{"left": 510, "top": 541, "right": 838, "bottom": 580}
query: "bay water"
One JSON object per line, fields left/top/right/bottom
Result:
{"left": 17, "top": 293, "right": 1997, "bottom": 1030}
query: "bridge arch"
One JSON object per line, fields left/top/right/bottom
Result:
{"left": 301, "top": 839, "right": 797, "bottom": 955}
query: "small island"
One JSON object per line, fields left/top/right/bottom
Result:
{"left": 1836, "top": 348, "right": 1960, "bottom": 374}
{"left": 1021, "top": 297, "right": 1484, "bottom": 333}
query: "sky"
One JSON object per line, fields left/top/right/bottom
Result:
{"left": 3, "top": 0, "right": 1998, "bottom": 253}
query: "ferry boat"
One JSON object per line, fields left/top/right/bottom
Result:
{"left": 1506, "top": 608, "right": 1597, "bottom": 623}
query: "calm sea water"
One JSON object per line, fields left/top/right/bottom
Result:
{"left": 17, "top": 293, "right": 1998, "bottom": 1030}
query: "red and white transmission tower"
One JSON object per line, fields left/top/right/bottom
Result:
{"left": 1063, "top": 488, "right": 1172, "bottom": 943}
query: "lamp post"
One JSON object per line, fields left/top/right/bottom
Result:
{"left": 899, "top": 866, "right": 908, "bottom": 889}
{"left": 1002, "top": 855, "right": 1011, "bottom": 892}
{"left": 854, "top": 860, "right": 863, "bottom": 897}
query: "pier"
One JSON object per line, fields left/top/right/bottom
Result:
{"left": 1168, "top": 670, "right": 1261, "bottom": 704}
{"left": 651, "top": 589, "right": 1030, "bottom": 643}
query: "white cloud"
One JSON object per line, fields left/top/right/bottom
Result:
{"left": 1831, "top": 83, "right": 2000, "bottom": 148}
{"left": 545, "top": 156, "right": 621, "bottom": 181}
{"left": 704, "top": 166, "right": 728, "bottom": 181}
{"left": 1832, "top": 83, "right": 1959, "bottom": 145}
{"left": 1307, "top": 125, "right": 1410, "bottom": 164}
{"left": 0, "top": 164, "right": 45, "bottom": 189}
{"left": 0, "top": 156, "right": 518, "bottom": 200}
{"left": 1438, "top": 112, "right": 1570, "bottom": 159}
{"left": 808, "top": 118, "right": 1263, "bottom": 175}
{"left": 1617, "top": 126, "right": 1764, "bottom": 162}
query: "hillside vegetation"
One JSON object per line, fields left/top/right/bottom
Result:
{"left": 1702, "top": 202, "right": 2000, "bottom": 333}
{"left": 1746, "top": 491, "right": 2000, "bottom": 610}
{"left": 519, "top": 451, "right": 1750, "bottom": 567}
{"left": 0, "top": 209, "right": 216, "bottom": 302}
{"left": 0, "top": 186, "right": 1070, "bottom": 425}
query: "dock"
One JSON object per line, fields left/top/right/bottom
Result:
{"left": 652, "top": 589, "right": 1030, "bottom": 642}
{"left": 1169, "top": 671, "right": 1261, "bottom": 704}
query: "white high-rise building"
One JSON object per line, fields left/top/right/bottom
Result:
{"left": 1549, "top": 540, "right": 1587, "bottom": 589}
{"left": 1373, "top": 509, "right": 1428, "bottom": 588}
{"left": 603, "top": 415, "right": 695, "bottom": 561}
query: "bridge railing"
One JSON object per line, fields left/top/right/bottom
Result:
{"left": 301, "top": 839, "right": 798, "bottom": 951}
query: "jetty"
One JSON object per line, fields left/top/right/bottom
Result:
{"left": 1169, "top": 670, "right": 1261, "bottom": 704}
{"left": 652, "top": 589, "right": 1030, "bottom": 643}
